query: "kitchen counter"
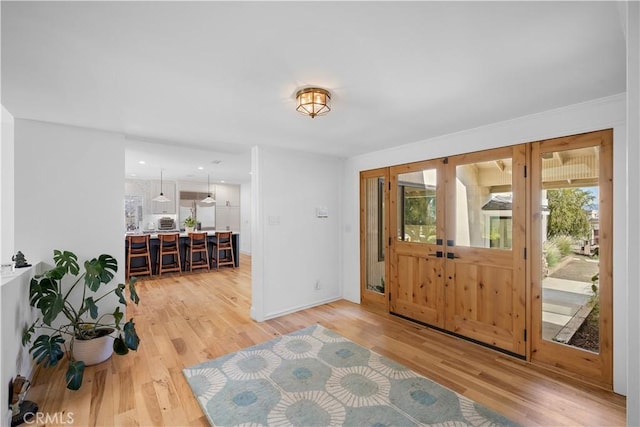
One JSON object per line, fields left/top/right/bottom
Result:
{"left": 126, "top": 229, "right": 237, "bottom": 237}
{"left": 125, "top": 231, "right": 240, "bottom": 273}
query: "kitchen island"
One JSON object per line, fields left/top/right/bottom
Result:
{"left": 125, "top": 230, "right": 239, "bottom": 275}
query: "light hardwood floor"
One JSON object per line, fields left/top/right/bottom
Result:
{"left": 27, "top": 254, "right": 626, "bottom": 426}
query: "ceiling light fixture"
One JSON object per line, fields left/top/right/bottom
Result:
{"left": 296, "top": 87, "right": 331, "bottom": 118}
{"left": 152, "top": 169, "right": 170, "bottom": 202}
{"left": 201, "top": 174, "right": 216, "bottom": 204}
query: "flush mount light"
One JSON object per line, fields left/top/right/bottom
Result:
{"left": 296, "top": 87, "right": 331, "bottom": 118}
{"left": 138, "top": 160, "right": 146, "bottom": 165}
{"left": 152, "top": 169, "right": 170, "bottom": 202}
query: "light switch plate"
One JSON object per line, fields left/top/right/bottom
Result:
{"left": 316, "top": 207, "right": 328, "bottom": 218}
{"left": 268, "top": 216, "right": 280, "bottom": 225}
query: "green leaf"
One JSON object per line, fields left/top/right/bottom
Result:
{"left": 29, "top": 276, "right": 58, "bottom": 307}
{"left": 53, "top": 250, "right": 80, "bottom": 276}
{"left": 115, "top": 283, "right": 127, "bottom": 305}
{"left": 29, "top": 277, "right": 43, "bottom": 305}
{"left": 44, "top": 265, "right": 67, "bottom": 281}
{"left": 22, "top": 321, "right": 37, "bottom": 346}
{"left": 123, "top": 319, "right": 140, "bottom": 351}
{"left": 112, "top": 306, "right": 123, "bottom": 329}
{"left": 129, "top": 277, "right": 140, "bottom": 305}
{"left": 29, "top": 275, "right": 65, "bottom": 325}
{"left": 84, "top": 254, "right": 117, "bottom": 292}
{"left": 65, "top": 360, "right": 85, "bottom": 390}
{"left": 84, "top": 297, "right": 99, "bottom": 319}
{"left": 41, "top": 293, "right": 65, "bottom": 326}
{"left": 113, "top": 336, "right": 129, "bottom": 355}
{"left": 30, "top": 334, "right": 65, "bottom": 367}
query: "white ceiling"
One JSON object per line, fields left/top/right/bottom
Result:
{"left": 1, "top": 1, "right": 626, "bottom": 183}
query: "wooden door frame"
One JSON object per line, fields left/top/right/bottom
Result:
{"left": 360, "top": 168, "right": 390, "bottom": 314}
{"left": 530, "top": 129, "right": 613, "bottom": 389}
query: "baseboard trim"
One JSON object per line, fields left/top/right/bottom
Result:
{"left": 263, "top": 296, "right": 342, "bottom": 321}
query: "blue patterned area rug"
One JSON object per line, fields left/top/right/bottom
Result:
{"left": 183, "top": 324, "right": 518, "bottom": 426}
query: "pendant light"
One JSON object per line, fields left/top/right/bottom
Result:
{"left": 201, "top": 174, "right": 216, "bottom": 204}
{"left": 152, "top": 169, "right": 170, "bottom": 202}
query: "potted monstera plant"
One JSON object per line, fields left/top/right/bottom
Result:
{"left": 22, "top": 250, "right": 140, "bottom": 390}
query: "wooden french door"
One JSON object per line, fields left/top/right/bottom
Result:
{"left": 530, "top": 130, "right": 613, "bottom": 388}
{"left": 388, "top": 160, "right": 446, "bottom": 327}
{"left": 387, "top": 146, "right": 527, "bottom": 356}
{"left": 443, "top": 145, "right": 527, "bottom": 356}
{"left": 364, "top": 130, "right": 614, "bottom": 384}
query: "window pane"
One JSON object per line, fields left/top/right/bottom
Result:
{"left": 455, "top": 158, "right": 512, "bottom": 250}
{"left": 365, "top": 177, "right": 385, "bottom": 294}
{"left": 397, "top": 169, "right": 437, "bottom": 243}
{"left": 540, "top": 146, "right": 600, "bottom": 353}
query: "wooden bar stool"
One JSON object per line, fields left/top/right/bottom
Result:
{"left": 186, "top": 232, "right": 210, "bottom": 272}
{"left": 212, "top": 231, "right": 235, "bottom": 270}
{"left": 157, "top": 233, "right": 181, "bottom": 275}
{"left": 126, "top": 234, "right": 152, "bottom": 279}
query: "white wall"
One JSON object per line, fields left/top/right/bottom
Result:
{"left": 626, "top": 1, "right": 640, "bottom": 425}
{"left": 0, "top": 105, "right": 18, "bottom": 425}
{"left": 1, "top": 118, "right": 125, "bottom": 422}
{"left": 240, "top": 182, "right": 251, "bottom": 254}
{"left": 1, "top": 106, "right": 15, "bottom": 264}
{"left": 1, "top": 266, "right": 38, "bottom": 425}
{"left": 251, "top": 146, "right": 343, "bottom": 321}
{"left": 342, "top": 94, "right": 629, "bottom": 395}
{"left": 14, "top": 119, "right": 125, "bottom": 299}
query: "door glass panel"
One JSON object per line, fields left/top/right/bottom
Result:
{"left": 455, "top": 158, "right": 512, "bottom": 249}
{"left": 365, "top": 177, "right": 385, "bottom": 294}
{"left": 396, "top": 169, "right": 437, "bottom": 243}
{"left": 540, "top": 146, "right": 600, "bottom": 352}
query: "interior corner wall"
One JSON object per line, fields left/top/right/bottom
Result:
{"left": 240, "top": 182, "right": 251, "bottom": 254}
{"left": 342, "top": 94, "right": 629, "bottom": 395}
{"left": 14, "top": 119, "right": 125, "bottom": 284}
{"left": 626, "top": 1, "right": 640, "bottom": 425}
{"left": 252, "top": 146, "right": 343, "bottom": 320}
{"left": 1, "top": 106, "right": 15, "bottom": 264}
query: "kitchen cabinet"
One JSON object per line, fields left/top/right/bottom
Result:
{"left": 214, "top": 185, "right": 240, "bottom": 207}
{"left": 214, "top": 185, "right": 240, "bottom": 231}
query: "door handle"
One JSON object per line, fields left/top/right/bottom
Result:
{"left": 428, "top": 251, "right": 443, "bottom": 258}
{"left": 446, "top": 252, "right": 459, "bottom": 259}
